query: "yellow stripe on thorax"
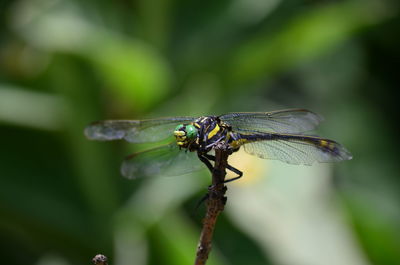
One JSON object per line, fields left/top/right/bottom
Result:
{"left": 207, "top": 124, "right": 220, "bottom": 139}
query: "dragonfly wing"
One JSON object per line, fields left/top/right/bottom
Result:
{"left": 121, "top": 143, "right": 205, "bottom": 179}
{"left": 240, "top": 134, "right": 352, "bottom": 165}
{"left": 84, "top": 117, "right": 195, "bottom": 143}
{"left": 220, "top": 109, "right": 323, "bottom": 134}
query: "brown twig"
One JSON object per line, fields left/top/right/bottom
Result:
{"left": 194, "top": 144, "right": 230, "bottom": 265}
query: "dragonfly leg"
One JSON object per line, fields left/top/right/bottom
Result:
{"left": 203, "top": 154, "right": 243, "bottom": 183}
{"left": 223, "top": 169, "right": 243, "bottom": 183}
{"left": 197, "top": 153, "right": 214, "bottom": 173}
{"left": 205, "top": 135, "right": 224, "bottom": 149}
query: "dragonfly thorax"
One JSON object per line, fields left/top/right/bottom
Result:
{"left": 173, "top": 116, "right": 231, "bottom": 152}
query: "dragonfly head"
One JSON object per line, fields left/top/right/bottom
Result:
{"left": 174, "top": 124, "right": 198, "bottom": 147}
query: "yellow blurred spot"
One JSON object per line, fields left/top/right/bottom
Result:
{"left": 226, "top": 148, "right": 268, "bottom": 186}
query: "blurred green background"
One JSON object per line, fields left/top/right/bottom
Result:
{"left": 1, "top": 0, "right": 399, "bottom": 264}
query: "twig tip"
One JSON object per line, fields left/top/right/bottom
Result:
{"left": 92, "top": 254, "right": 108, "bottom": 265}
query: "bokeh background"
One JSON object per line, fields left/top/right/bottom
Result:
{"left": 1, "top": 0, "right": 399, "bottom": 264}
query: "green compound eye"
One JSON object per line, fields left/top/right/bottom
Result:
{"left": 175, "top": 124, "right": 184, "bottom": 131}
{"left": 185, "top": 124, "right": 198, "bottom": 139}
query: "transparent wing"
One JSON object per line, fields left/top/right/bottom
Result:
{"left": 240, "top": 134, "right": 352, "bottom": 165}
{"left": 121, "top": 143, "right": 205, "bottom": 179}
{"left": 84, "top": 116, "right": 195, "bottom": 143}
{"left": 220, "top": 109, "right": 323, "bottom": 134}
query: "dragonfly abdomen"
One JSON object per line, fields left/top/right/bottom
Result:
{"left": 232, "top": 133, "right": 351, "bottom": 162}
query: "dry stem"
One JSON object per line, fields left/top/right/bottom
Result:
{"left": 194, "top": 146, "right": 230, "bottom": 265}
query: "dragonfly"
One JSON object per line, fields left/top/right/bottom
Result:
{"left": 84, "top": 109, "right": 352, "bottom": 181}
